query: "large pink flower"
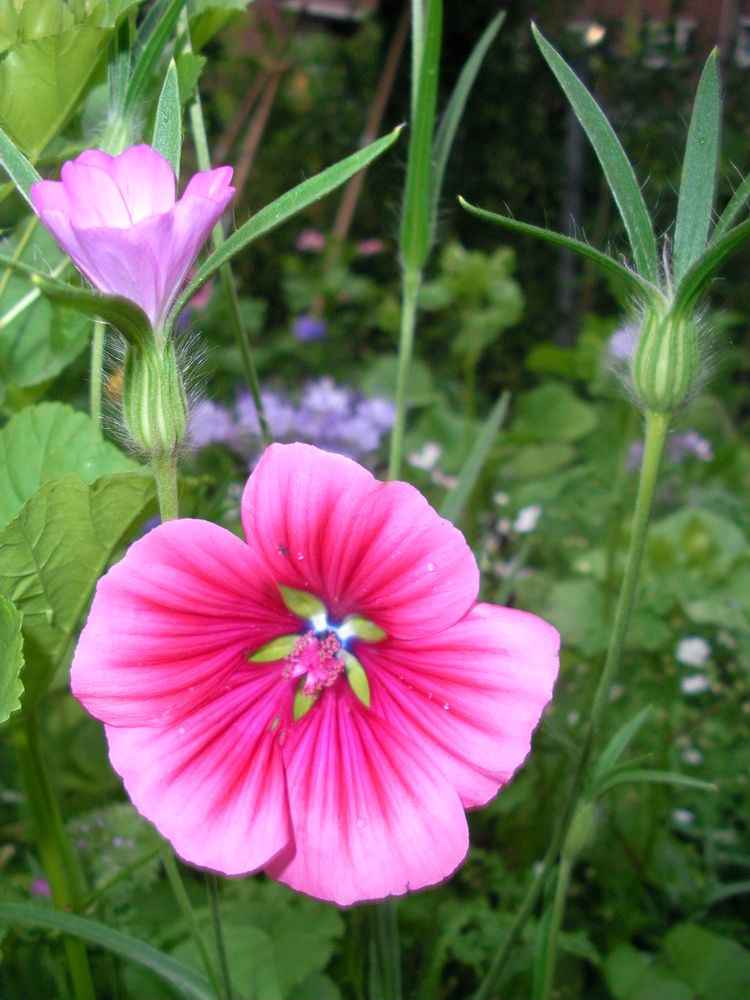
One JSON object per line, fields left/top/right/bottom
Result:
{"left": 30, "top": 145, "right": 235, "bottom": 332}
{"left": 71, "top": 444, "right": 559, "bottom": 905}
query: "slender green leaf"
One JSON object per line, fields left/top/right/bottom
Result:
{"left": 592, "top": 706, "right": 652, "bottom": 788}
{"left": 0, "top": 473, "right": 156, "bottom": 705}
{"left": 0, "top": 253, "right": 152, "bottom": 347}
{"left": 400, "top": 0, "right": 441, "bottom": 274}
{"left": 0, "top": 596, "right": 23, "bottom": 725}
{"left": 0, "top": 402, "right": 141, "bottom": 532}
{"left": 152, "top": 59, "right": 182, "bottom": 178}
{"left": 430, "top": 11, "right": 505, "bottom": 248}
{"left": 0, "top": 125, "right": 42, "bottom": 207}
{"left": 673, "top": 50, "right": 720, "bottom": 283}
{"left": 108, "top": 18, "right": 133, "bottom": 116}
{"left": 673, "top": 217, "right": 750, "bottom": 313}
{"left": 0, "top": 903, "right": 216, "bottom": 1000}
{"left": 440, "top": 390, "right": 510, "bottom": 524}
{"left": 169, "top": 126, "right": 402, "bottom": 322}
{"left": 598, "top": 768, "right": 717, "bottom": 796}
{"left": 124, "top": 0, "right": 187, "bottom": 113}
{"left": 459, "top": 197, "right": 658, "bottom": 301}
{"left": 532, "top": 24, "right": 659, "bottom": 284}
{"left": 713, "top": 170, "right": 750, "bottom": 240}
{"left": 708, "top": 881, "right": 750, "bottom": 906}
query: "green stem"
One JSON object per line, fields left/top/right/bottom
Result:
{"left": 474, "top": 409, "right": 670, "bottom": 1000}
{"left": 388, "top": 268, "right": 421, "bottom": 480}
{"left": 536, "top": 855, "right": 573, "bottom": 1000}
{"left": 14, "top": 712, "right": 95, "bottom": 1000}
{"left": 90, "top": 320, "right": 106, "bottom": 428}
{"left": 181, "top": 14, "right": 269, "bottom": 445}
{"left": 0, "top": 213, "right": 38, "bottom": 300}
{"left": 370, "top": 898, "right": 402, "bottom": 1000}
{"left": 151, "top": 451, "right": 179, "bottom": 522}
{"left": 206, "top": 875, "right": 233, "bottom": 1000}
{"left": 160, "top": 845, "right": 224, "bottom": 1000}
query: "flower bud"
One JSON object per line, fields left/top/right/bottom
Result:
{"left": 631, "top": 304, "right": 699, "bottom": 413}
{"left": 122, "top": 342, "right": 188, "bottom": 458}
{"left": 562, "top": 799, "right": 596, "bottom": 860}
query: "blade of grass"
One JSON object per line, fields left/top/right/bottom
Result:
{"left": 713, "top": 170, "right": 750, "bottom": 240}
{"left": 459, "top": 197, "right": 658, "bottom": 300}
{"left": 440, "top": 391, "right": 510, "bottom": 524}
{"left": 430, "top": 10, "right": 505, "bottom": 248}
{"left": 0, "top": 903, "right": 217, "bottom": 1000}
{"left": 169, "top": 126, "right": 402, "bottom": 322}
{"left": 532, "top": 24, "right": 659, "bottom": 284}
{"left": 125, "top": 0, "right": 187, "bottom": 114}
{"left": 0, "top": 126, "right": 42, "bottom": 207}
{"left": 673, "top": 216, "right": 750, "bottom": 312}
{"left": 400, "top": 0, "right": 442, "bottom": 275}
{"left": 672, "top": 50, "right": 720, "bottom": 284}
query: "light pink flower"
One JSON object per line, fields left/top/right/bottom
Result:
{"left": 31, "top": 145, "right": 235, "bottom": 331}
{"left": 71, "top": 443, "right": 558, "bottom": 905}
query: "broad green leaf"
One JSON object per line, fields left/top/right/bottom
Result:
{"left": 440, "top": 390, "right": 509, "bottom": 523}
{"left": 400, "top": 0, "right": 441, "bottom": 274}
{"left": 459, "top": 198, "right": 657, "bottom": 301}
{"left": 0, "top": 253, "right": 152, "bottom": 347}
{"left": 124, "top": 0, "right": 187, "bottom": 114}
{"left": 188, "top": 0, "right": 248, "bottom": 52}
{"left": 673, "top": 216, "right": 750, "bottom": 313}
{"left": 0, "top": 903, "right": 216, "bottom": 1000}
{"left": 169, "top": 126, "right": 402, "bottom": 323}
{"left": 592, "top": 706, "right": 652, "bottom": 789}
{"left": 664, "top": 924, "right": 750, "bottom": 1000}
{"left": 0, "top": 473, "right": 156, "bottom": 704}
{"left": 152, "top": 59, "right": 181, "bottom": 178}
{"left": 512, "top": 382, "right": 597, "bottom": 443}
{"left": 0, "top": 25, "right": 110, "bottom": 160}
{"left": 532, "top": 24, "right": 659, "bottom": 284}
{"left": 0, "top": 595, "right": 23, "bottom": 724}
{"left": 0, "top": 402, "right": 141, "bottom": 531}
{"left": 430, "top": 11, "right": 504, "bottom": 248}
{"left": 604, "top": 944, "right": 693, "bottom": 1000}
{"left": 0, "top": 123, "right": 41, "bottom": 206}
{"left": 672, "top": 50, "right": 720, "bottom": 284}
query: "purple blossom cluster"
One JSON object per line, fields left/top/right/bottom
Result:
{"left": 188, "top": 377, "right": 396, "bottom": 463}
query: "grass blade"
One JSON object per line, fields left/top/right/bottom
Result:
{"left": 0, "top": 903, "right": 216, "bottom": 1000}
{"left": 440, "top": 390, "right": 510, "bottom": 524}
{"left": 459, "top": 197, "right": 657, "bottom": 300}
{"left": 125, "top": 0, "right": 187, "bottom": 114}
{"left": 672, "top": 50, "right": 720, "bottom": 283}
{"left": 0, "top": 126, "right": 42, "bottom": 207}
{"left": 532, "top": 24, "right": 659, "bottom": 284}
{"left": 169, "top": 126, "right": 402, "bottom": 322}
{"left": 674, "top": 216, "right": 750, "bottom": 312}
{"left": 712, "top": 170, "right": 750, "bottom": 240}
{"left": 152, "top": 60, "right": 182, "bottom": 178}
{"left": 430, "top": 10, "right": 505, "bottom": 248}
{"left": 400, "top": 0, "right": 442, "bottom": 274}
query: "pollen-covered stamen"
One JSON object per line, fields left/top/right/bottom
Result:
{"left": 283, "top": 630, "right": 345, "bottom": 697}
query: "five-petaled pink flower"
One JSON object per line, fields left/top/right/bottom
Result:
{"left": 31, "top": 145, "right": 235, "bottom": 332}
{"left": 71, "top": 443, "right": 559, "bottom": 905}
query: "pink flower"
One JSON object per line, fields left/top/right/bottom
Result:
{"left": 295, "top": 228, "right": 325, "bottom": 252}
{"left": 30, "top": 145, "right": 235, "bottom": 332}
{"left": 71, "top": 444, "right": 558, "bottom": 905}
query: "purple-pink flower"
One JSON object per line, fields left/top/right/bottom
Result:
{"left": 71, "top": 444, "right": 559, "bottom": 905}
{"left": 31, "top": 145, "right": 235, "bottom": 332}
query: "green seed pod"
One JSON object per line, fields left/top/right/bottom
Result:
{"left": 631, "top": 304, "right": 699, "bottom": 414}
{"left": 122, "top": 341, "right": 188, "bottom": 458}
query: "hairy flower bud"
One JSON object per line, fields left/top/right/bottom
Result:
{"left": 631, "top": 304, "right": 699, "bottom": 413}
{"left": 122, "top": 342, "right": 188, "bottom": 458}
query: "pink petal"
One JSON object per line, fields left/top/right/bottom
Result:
{"left": 107, "top": 145, "right": 177, "bottom": 221}
{"left": 181, "top": 165, "right": 235, "bottom": 204}
{"left": 241, "top": 443, "right": 479, "bottom": 640}
{"left": 106, "top": 666, "right": 293, "bottom": 875}
{"left": 59, "top": 158, "right": 134, "bottom": 228}
{"left": 361, "top": 603, "right": 560, "bottom": 808}
{"left": 71, "top": 519, "right": 300, "bottom": 727}
{"left": 266, "top": 683, "right": 468, "bottom": 905}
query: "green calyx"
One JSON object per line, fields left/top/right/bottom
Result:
{"left": 631, "top": 303, "right": 699, "bottom": 414}
{"left": 277, "top": 585, "right": 387, "bottom": 643}
{"left": 122, "top": 341, "right": 188, "bottom": 458}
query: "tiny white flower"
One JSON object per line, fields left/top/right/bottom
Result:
{"left": 408, "top": 441, "right": 442, "bottom": 470}
{"left": 672, "top": 808, "right": 695, "bottom": 826}
{"left": 514, "top": 504, "right": 542, "bottom": 534}
{"left": 681, "top": 674, "right": 711, "bottom": 695}
{"left": 675, "top": 636, "right": 711, "bottom": 668}
{"left": 682, "top": 748, "right": 703, "bottom": 766}
{"left": 493, "top": 491, "right": 510, "bottom": 506}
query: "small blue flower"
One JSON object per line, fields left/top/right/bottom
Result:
{"left": 293, "top": 314, "right": 327, "bottom": 342}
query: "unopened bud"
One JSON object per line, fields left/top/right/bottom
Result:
{"left": 562, "top": 799, "right": 596, "bottom": 860}
{"left": 632, "top": 305, "right": 699, "bottom": 413}
{"left": 122, "top": 341, "right": 188, "bottom": 458}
